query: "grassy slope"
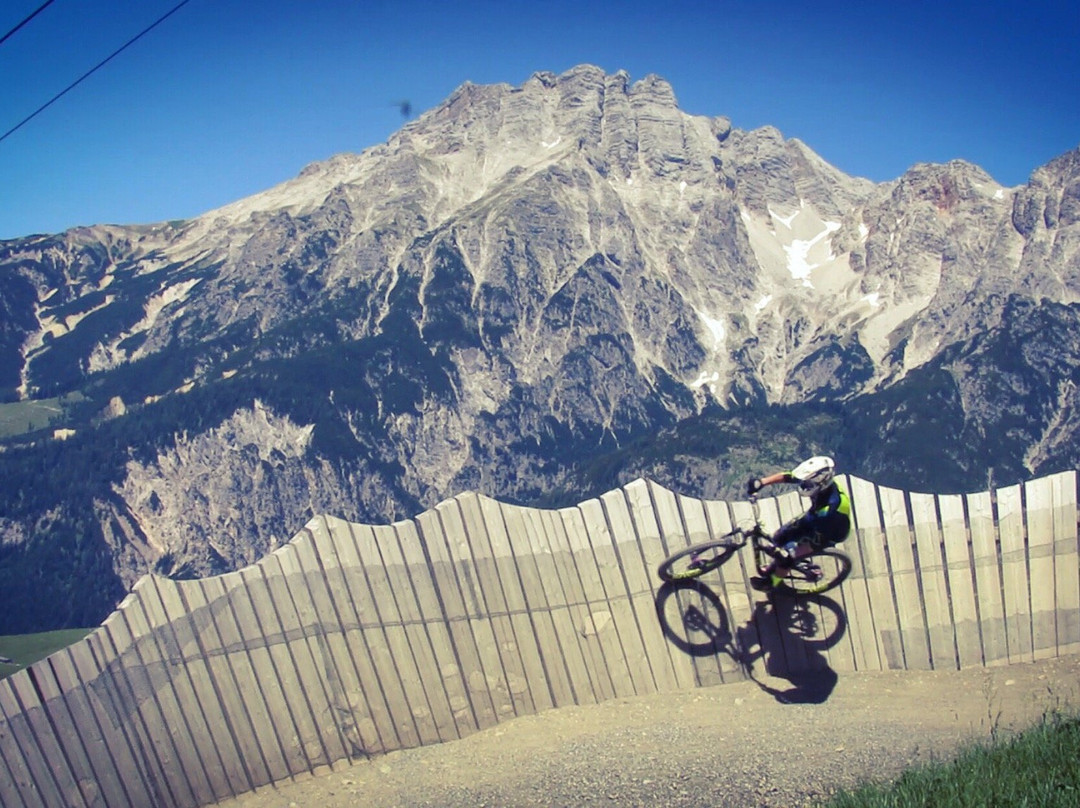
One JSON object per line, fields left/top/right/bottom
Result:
{"left": 0, "top": 628, "right": 93, "bottom": 679}
{"left": 825, "top": 714, "right": 1080, "bottom": 807}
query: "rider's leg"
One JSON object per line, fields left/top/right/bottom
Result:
{"left": 751, "top": 521, "right": 819, "bottom": 591}
{"left": 763, "top": 540, "right": 813, "bottom": 585}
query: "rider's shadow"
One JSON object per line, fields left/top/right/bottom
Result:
{"left": 738, "top": 596, "right": 846, "bottom": 704}
{"left": 655, "top": 581, "right": 847, "bottom": 705}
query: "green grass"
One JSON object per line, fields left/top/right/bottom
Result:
{"left": 0, "top": 628, "right": 94, "bottom": 679}
{"left": 0, "top": 392, "right": 86, "bottom": 439}
{"left": 823, "top": 714, "right": 1080, "bottom": 807}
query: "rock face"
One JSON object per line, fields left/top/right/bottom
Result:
{"left": 1, "top": 65, "right": 1079, "bottom": 631}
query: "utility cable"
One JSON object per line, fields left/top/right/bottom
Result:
{"left": 0, "top": 0, "right": 192, "bottom": 145}
{"left": 0, "top": 0, "right": 55, "bottom": 47}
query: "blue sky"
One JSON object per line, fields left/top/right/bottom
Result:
{"left": 2, "top": 0, "right": 1077, "bottom": 240}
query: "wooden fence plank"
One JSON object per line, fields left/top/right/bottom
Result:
{"left": 910, "top": 493, "right": 957, "bottom": 670}
{"left": 520, "top": 505, "right": 600, "bottom": 705}
{"left": 543, "top": 506, "right": 617, "bottom": 701}
{"left": 1025, "top": 476, "right": 1059, "bottom": 659}
{"left": 703, "top": 498, "right": 755, "bottom": 681}
{"left": 848, "top": 478, "right": 901, "bottom": 670}
{"left": 879, "top": 486, "right": 932, "bottom": 670}
{"left": 14, "top": 665, "right": 95, "bottom": 808}
{"left": 0, "top": 677, "right": 38, "bottom": 808}
{"left": 0, "top": 672, "right": 71, "bottom": 807}
{"left": 577, "top": 497, "right": 658, "bottom": 697}
{"left": 126, "top": 578, "right": 219, "bottom": 806}
{"left": 179, "top": 577, "right": 276, "bottom": 791}
{"left": 333, "top": 520, "right": 405, "bottom": 753}
{"left": 518, "top": 508, "right": 600, "bottom": 703}
{"left": 966, "top": 491, "right": 1008, "bottom": 666}
{"left": 129, "top": 576, "right": 225, "bottom": 803}
{"left": 100, "top": 595, "right": 197, "bottom": 807}
{"left": 1052, "top": 472, "right": 1080, "bottom": 655}
{"left": 498, "top": 500, "right": 577, "bottom": 708}
{"left": 140, "top": 576, "right": 241, "bottom": 803}
{"left": 770, "top": 488, "right": 854, "bottom": 675}
{"left": 290, "top": 521, "right": 370, "bottom": 761}
{"left": 730, "top": 498, "right": 793, "bottom": 677}
{"left": 536, "top": 508, "right": 605, "bottom": 702}
{"left": 236, "top": 562, "right": 320, "bottom": 775}
{"left": 626, "top": 481, "right": 697, "bottom": 691}
{"left": 672, "top": 493, "right": 728, "bottom": 686}
{"left": 271, "top": 543, "right": 351, "bottom": 768}
{"left": 938, "top": 494, "right": 983, "bottom": 668}
{"left": 61, "top": 637, "right": 154, "bottom": 807}
{"left": 751, "top": 495, "right": 815, "bottom": 674}
{"left": 42, "top": 647, "right": 130, "bottom": 807}
{"left": 600, "top": 487, "right": 678, "bottom": 694}
{"left": 477, "top": 495, "right": 555, "bottom": 713}
{"left": 210, "top": 570, "right": 301, "bottom": 782}
{"left": 438, "top": 498, "right": 518, "bottom": 722}
{"left": 304, "top": 516, "right": 388, "bottom": 757}
{"left": 414, "top": 507, "right": 500, "bottom": 732}
{"left": 457, "top": 492, "right": 535, "bottom": 717}
{"left": 650, "top": 486, "right": 722, "bottom": 689}
{"left": 559, "top": 505, "right": 637, "bottom": 698}
{"left": 348, "top": 521, "right": 429, "bottom": 748}
{"left": 151, "top": 577, "right": 251, "bottom": 799}
{"left": 834, "top": 475, "right": 881, "bottom": 673}
{"left": 84, "top": 617, "right": 171, "bottom": 804}
{"left": 391, "top": 515, "right": 476, "bottom": 741}
{"left": 127, "top": 578, "right": 229, "bottom": 804}
{"left": 998, "top": 484, "right": 1033, "bottom": 663}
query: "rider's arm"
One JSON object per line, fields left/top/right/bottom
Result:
{"left": 759, "top": 471, "right": 792, "bottom": 487}
{"left": 747, "top": 470, "right": 794, "bottom": 496}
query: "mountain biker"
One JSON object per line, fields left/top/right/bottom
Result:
{"left": 745, "top": 456, "right": 851, "bottom": 591}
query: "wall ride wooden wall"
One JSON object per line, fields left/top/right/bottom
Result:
{"left": 0, "top": 472, "right": 1076, "bottom": 807}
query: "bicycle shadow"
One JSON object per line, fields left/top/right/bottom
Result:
{"left": 740, "top": 595, "right": 846, "bottom": 704}
{"left": 654, "top": 579, "right": 733, "bottom": 657}
{"left": 655, "top": 581, "right": 848, "bottom": 705}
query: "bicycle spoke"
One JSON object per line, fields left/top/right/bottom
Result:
{"left": 657, "top": 536, "right": 741, "bottom": 581}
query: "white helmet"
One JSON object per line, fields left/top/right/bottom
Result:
{"left": 792, "top": 456, "right": 836, "bottom": 497}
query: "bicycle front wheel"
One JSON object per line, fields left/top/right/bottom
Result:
{"left": 657, "top": 535, "right": 742, "bottom": 582}
{"left": 773, "top": 548, "right": 852, "bottom": 596}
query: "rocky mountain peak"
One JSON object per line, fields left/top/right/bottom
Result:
{"left": 2, "top": 66, "right": 1080, "bottom": 633}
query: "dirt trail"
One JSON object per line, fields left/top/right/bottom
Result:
{"left": 214, "top": 655, "right": 1080, "bottom": 808}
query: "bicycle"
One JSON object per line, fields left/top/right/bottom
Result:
{"left": 655, "top": 495, "right": 851, "bottom": 596}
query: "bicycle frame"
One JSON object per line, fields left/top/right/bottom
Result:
{"left": 747, "top": 495, "right": 825, "bottom": 584}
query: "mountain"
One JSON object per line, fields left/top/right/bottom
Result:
{"left": 1, "top": 64, "right": 1078, "bottom": 632}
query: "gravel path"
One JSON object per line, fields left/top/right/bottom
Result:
{"left": 214, "top": 654, "right": 1080, "bottom": 808}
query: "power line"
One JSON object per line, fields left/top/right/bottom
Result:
{"left": 0, "top": 0, "right": 55, "bottom": 47}
{"left": 0, "top": 0, "right": 193, "bottom": 145}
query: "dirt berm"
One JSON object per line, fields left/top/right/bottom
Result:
{"left": 215, "top": 654, "right": 1080, "bottom": 808}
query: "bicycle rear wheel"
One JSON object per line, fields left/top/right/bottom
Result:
{"left": 772, "top": 548, "right": 852, "bottom": 596}
{"left": 657, "top": 535, "right": 742, "bottom": 582}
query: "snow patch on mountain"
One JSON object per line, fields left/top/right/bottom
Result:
{"left": 697, "top": 310, "right": 726, "bottom": 347}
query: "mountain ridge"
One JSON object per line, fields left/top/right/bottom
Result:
{"left": 1, "top": 64, "right": 1078, "bottom": 632}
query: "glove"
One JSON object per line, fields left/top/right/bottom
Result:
{"left": 746, "top": 476, "right": 763, "bottom": 496}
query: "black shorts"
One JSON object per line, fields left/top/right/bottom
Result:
{"left": 774, "top": 513, "right": 849, "bottom": 552}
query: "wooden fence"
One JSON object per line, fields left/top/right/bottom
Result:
{"left": 0, "top": 472, "right": 1077, "bottom": 807}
